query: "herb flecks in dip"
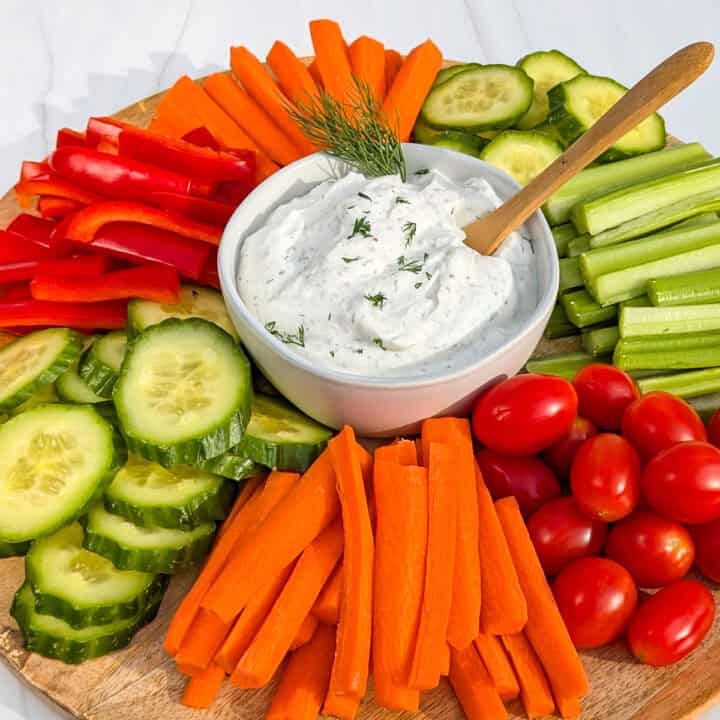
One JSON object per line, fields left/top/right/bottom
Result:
{"left": 238, "top": 169, "right": 538, "bottom": 377}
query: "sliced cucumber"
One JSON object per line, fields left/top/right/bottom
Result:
{"left": 413, "top": 118, "right": 488, "bottom": 157}
{"left": 57, "top": 360, "right": 106, "bottom": 404}
{"left": 238, "top": 394, "right": 333, "bottom": 472}
{"left": 548, "top": 75, "right": 666, "bottom": 162}
{"left": 421, "top": 65, "right": 534, "bottom": 131}
{"left": 105, "top": 455, "right": 233, "bottom": 530}
{"left": 0, "top": 540, "right": 30, "bottom": 558}
{"left": 84, "top": 504, "right": 215, "bottom": 574}
{"left": 515, "top": 50, "right": 585, "bottom": 129}
{"left": 479, "top": 130, "right": 563, "bottom": 185}
{"left": 10, "top": 383, "right": 58, "bottom": 416}
{"left": 0, "top": 404, "right": 121, "bottom": 543}
{"left": 79, "top": 331, "right": 127, "bottom": 399}
{"left": 432, "top": 63, "right": 482, "bottom": 87}
{"left": 127, "top": 285, "right": 238, "bottom": 341}
{"left": 199, "top": 450, "right": 264, "bottom": 482}
{"left": 114, "top": 318, "right": 252, "bottom": 467}
{"left": 12, "top": 581, "right": 164, "bottom": 664}
{"left": 0, "top": 328, "right": 83, "bottom": 411}
{"left": 26, "top": 523, "right": 161, "bottom": 629}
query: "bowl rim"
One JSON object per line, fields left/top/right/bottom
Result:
{"left": 218, "top": 144, "right": 560, "bottom": 390}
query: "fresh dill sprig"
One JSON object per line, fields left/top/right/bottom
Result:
{"left": 348, "top": 216, "right": 372, "bottom": 239}
{"left": 397, "top": 253, "right": 428, "bottom": 274}
{"left": 373, "top": 338, "right": 387, "bottom": 350}
{"left": 288, "top": 77, "right": 406, "bottom": 180}
{"left": 358, "top": 192, "right": 372, "bottom": 201}
{"left": 342, "top": 256, "right": 360, "bottom": 263}
{"left": 415, "top": 168, "right": 430, "bottom": 176}
{"left": 402, "top": 221, "right": 417, "bottom": 247}
{"left": 396, "top": 196, "right": 410, "bottom": 205}
{"left": 414, "top": 281, "right": 423, "bottom": 289}
{"left": 264, "top": 321, "right": 305, "bottom": 347}
{"left": 364, "top": 292, "right": 387, "bottom": 309}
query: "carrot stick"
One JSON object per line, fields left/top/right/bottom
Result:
{"left": 391, "top": 438, "right": 418, "bottom": 465}
{"left": 349, "top": 36, "right": 386, "bottom": 103}
{"left": 312, "top": 562, "right": 342, "bottom": 625}
{"left": 495, "top": 496, "right": 589, "bottom": 700}
{"left": 449, "top": 644, "right": 508, "bottom": 720}
{"left": 474, "top": 632, "right": 520, "bottom": 702}
{"left": 415, "top": 438, "right": 423, "bottom": 465}
{"left": 384, "top": 40, "right": 442, "bottom": 142}
{"left": 308, "top": 60, "right": 323, "bottom": 88}
{"left": 384, "top": 49, "right": 403, "bottom": 92}
{"left": 440, "top": 642, "right": 451, "bottom": 676}
{"left": 557, "top": 696, "right": 582, "bottom": 718}
{"left": 476, "top": 465, "right": 528, "bottom": 635}
{"left": 214, "top": 564, "right": 294, "bottom": 674}
{"left": 267, "top": 40, "right": 321, "bottom": 105}
{"left": 324, "top": 426, "right": 374, "bottom": 719}
{"left": 147, "top": 112, "right": 194, "bottom": 138}
{"left": 291, "top": 613, "right": 319, "bottom": 650}
{"left": 266, "top": 624, "right": 336, "bottom": 720}
{"left": 230, "top": 46, "right": 316, "bottom": 155}
{"left": 216, "top": 477, "right": 262, "bottom": 540}
{"left": 373, "top": 460, "right": 427, "bottom": 711}
{"left": 181, "top": 662, "right": 225, "bottom": 709}
{"left": 409, "top": 442, "right": 457, "bottom": 690}
{"left": 174, "top": 609, "right": 230, "bottom": 674}
{"left": 501, "top": 633, "right": 555, "bottom": 719}
{"left": 231, "top": 519, "right": 343, "bottom": 688}
{"left": 201, "top": 450, "right": 339, "bottom": 623}
{"left": 309, "top": 19, "right": 354, "bottom": 104}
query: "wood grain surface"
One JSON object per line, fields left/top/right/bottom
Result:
{"left": 0, "top": 64, "right": 718, "bottom": 720}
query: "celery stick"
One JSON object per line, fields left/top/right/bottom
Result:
{"left": 552, "top": 223, "right": 577, "bottom": 257}
{"left": 542, "top": 143, "right": 711, "bottom": 225}
{"left": 614, "top": 344, "right": 720, "bottom": 371}
{"left": 589, "top": 244, "right": 720, "bottom": 306}
{"left": 637, "top": 367, "right": 720, "bottom": 398}
{"left": 688, "top": 392, "right": 720, "bottom": 421}
{"left": 526, "top": 352, "right": 606, "bottom": 380}
{"left": 561, "top": 289, "right": 618, "bottom": 328}
{"left": 568, "top": 235, "right": 591, "bottom": 257}
{"left": 618, "top": 331, "right": 720, "bottom": 352}
{"left": 544, "top": 303, "right": 580, "bottom": 339}
{"left": 620, "top": 305, "right": 720, "bottom": 338}
{"left": 628, "top": 369, "right": 677, "bottom": 380}
{"left": 673, "top": 211, "right": 719, "bottom": 229}
{"left": 621, "top": 295, "right": 652, "bottom": 309}
{"left": 572, "top": 161, "right": 720, "bottom": 236}
{"left": 648, "top": 268, "right": 720, "bottom": 307}
{"left": 582, "top": 326, "right": 619, "bottom": 357}
{"left": 559, "top": 257, "right": 584, "bottom": 292}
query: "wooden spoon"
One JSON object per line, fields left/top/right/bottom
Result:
{"left": 464, "top": 41, "right": 715, "bottom": 255}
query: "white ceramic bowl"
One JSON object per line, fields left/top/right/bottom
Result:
{"left": 219, "top": 143, "right": 559, "bottom": 437}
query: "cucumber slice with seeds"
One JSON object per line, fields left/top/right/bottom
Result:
{"left": 432, "top": 63, "right": 482, "bottom": 87}
{"left": 84, "top": 504, "right": 215, "bottom": 574}
{"left": 199, "top": 450, "right": 263, "bottom": 482}
{"left": 0, "top": 328, "right": 83, "bottom": 410}
{"left": 127, "top": 285, "right": 238, "bottom": 340}
{"left": 79, "top": 331, "right": 127, "bottom": 398}
{"left": 0, "top": 540, "right": 30, "bottom": 558}
{"left": 413, "top": 119, "right": 489, "bottom": 157}
{"left": 12, "top": 581, "right": 165, "bottom": 664}
{"left": 105, "top": 455, "right": 233, "bottom": 530}
{"left": 480, "top": 130, "right": 563, "bottom": 185}
{"left": 114, "top": 318, "right": 252, "bottom": 467}
{"left": 26, "top": 523, "right": 161, "bottom": 629}
{"left": 238, "top": 394, "right": 333, "bottom": 472}
{"left": 0, "top": 404, "right": 121, "bottom": 543}
{"left": 516, "top": 50, "right": 585, "bottom": 129}
{"left": 10, "top": 383, "right": 58, "bottom": 416}
{"left": 421, "top": 65, "right": 534, "bottom": 131}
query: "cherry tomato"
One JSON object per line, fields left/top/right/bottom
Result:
{"left": 690, "top": 518, "right": 720, "bottom": 583}
{"left": 527, "top": 497, "right": 607, "bottom": 575}
{"left": 542, "top": 416, "right": 598, "bottom": 480}
{"left": 605, "top": 511, "right": 694, "bottom": 589}
{"left": 572, "top": 363, "right": 639, "bottom": 430}
{"left": 475, "top": 449, "right": 561, "bottom": 517}
{"left": 552, "top": 557, "right": 638, "bottom": 648}
{"left": 570, "top": 433, "right": 641, "bottom": 522}
{"left": 627, "top": 579, "right": 715, "bottom": 666}
{"left": 709, "top": 409, "right": 720, "bottom": 448}
{"left": 621, "top": 391, "right": 707, "bottom": 461}
{"left": 472, "top": 374, "right": 577, "bottom": 456}
{"left": 642, "top": 441, "right": 720, "bottom": 525}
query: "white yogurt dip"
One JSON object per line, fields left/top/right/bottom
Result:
{"left": 238, "top": 169, "right": 538, "bottom": 377}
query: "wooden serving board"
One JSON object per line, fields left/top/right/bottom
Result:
{"left": 1, "top": 66, "right": 720, "bottom": 720}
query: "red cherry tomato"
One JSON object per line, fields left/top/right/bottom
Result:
{"left": 472, "top": 374, "right": 577, "bottom": 456}
{"left": 542, "top": 416, "right": 598, "bottom": 480}
{"left": 690, "top": 518, "right": 720, "bottom": 583}
{"left": 552, "top": 557, "right": 638, "bottom": 648}
{"left": 570, "top": 433, "right": 641, "bottom": 522}
{"left": 527, "top": 497, "right": 608, "bottom": 575}
{"left": 709, "top": 409, "right": 720, "bottom": 448}
{"left": 621, "top": 391, "right": 707, "bottom": 461}
{"left": 642, "top": 441, "right": 720, "bottom": 525}
{"left": 572, "top": 363, "right": 639, "bottom": 430}
{"left": 475, "top": 449, "right": 561, "bottom": 517}
{"left": 627, "top": 579, "right": 715, "bottom": 666}
{"left": 605, "top": 511, "right": 694, "bottom": 589}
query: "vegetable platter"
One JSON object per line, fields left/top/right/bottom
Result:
{"left": 2, "top": 19, "right": 720, "bottom": 720}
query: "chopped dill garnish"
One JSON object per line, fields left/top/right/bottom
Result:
{"left": 425, "top": 271, "right": 432, "bottom": 280}
{"left": 414, "top": 168, "right": 430, "bottom": 175}
{"left": 395, "top": 196, "right": 410, "bottom": 204}
{"left": 354, "top": 348, "right": 364, "bottom": 354}
{"left": 414, "top": 282, "right": 423, "bottom": 289}
{"left": 373, "top": 338, "right": 387, "bottom": 350}
{"left": 364, "top": 292, "right": 387, "bottom": 309}
{"left": 397, "top": 253, "right": 427, "bottom": 274}
{"left": 348, "top": 216, "right": 372, "bottom": 239}
{"left": 342, "top": 256, "right": 360, "bottom": 263}
{"left": 402, "top": 221, "right": 417, "bottom": 247}
{"left": 264, "top": 321, "right": 305, "bottom": 347}
{"left": 358, "top": 192, "right": 372, "bottom": 201}
{"left": 329, "top": 350, "right": 335, "bottom": 358}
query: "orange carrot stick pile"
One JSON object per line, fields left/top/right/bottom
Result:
{"left": 310, "top": 19, "right": 354, "bottom": 104}
{"left": 449, "top": 644, "right": 508, "bottom": 720}
{"left": 349, "top": 35, "right": 386, "bottom": 102}
{"left": 474, "top": 632, "right": 520, "bottom": 702}
{"left": 502, "top": 632, "right": 556, "bottom": 719}
{"left": 384, "top": 49, "right": 404, "bottom": 90}
{"left": 267, "top": 40, "right": 321, "bottom": 105}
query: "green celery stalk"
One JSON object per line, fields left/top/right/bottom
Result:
{"left": 620, "top": 295, "right": 652, "bottom": 309}
{"left": 618, "top": 331, "right": 720, "bottom": 352}
{"left": 559, "top": 257, "right": 584, "bottom": 292}
{"left": 544, "top": 304, "right": 580, "bottom": 339}
{"left": 552, "top": 223, "right": 577, "bottom": 258}
{"left": 620, "top": 305, "right": 720, "bottom": 337}
{"left": 637, "top": 367, "right": 720, "bottom": 398}
{"left": 582, "top": 326, "right": 619, "bottom": 357}
{"left": 561, "top": 289, "right": 618, "bottom": 328}
{"left": 542, "top": 143, "right": 711, "bottom": 225}
{"left": 526, "top": 352, "right": 606, "bottom": 380}
{"left": 567, "top": 235, "right": 591, "bottom": 257}
{"left": 614, "top": 345, "right": 720, "bottom": 371}
{"left": 648, "top": 267, "right": 720, "bottom": 306}
{"left": 688, "top": 392, "right": 720, "bottom": 421}
{"left": 672, "top": 211, "right": 720, "bottom": 229}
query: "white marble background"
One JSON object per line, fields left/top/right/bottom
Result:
{"left": 1, "top": 0, "right": 720, "bottom": 718}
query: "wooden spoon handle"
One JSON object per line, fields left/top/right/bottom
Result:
{"left": 465, "top": 41, "right": 715, "bottom": 255}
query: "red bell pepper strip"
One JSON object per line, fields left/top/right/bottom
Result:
{"left": 198, "top": 251, "right": 220, "bottom": 289}
{"left": 0, "top": 254, "right": 109, "bottom": 284}
{"left": 87, "top": 222, "right": 210, "bottom": 280}
{"left": 49, "top": 146, "right": 214, "bottom": 202}
{"left": 56, "top": 128, "right": 87, "bottom": 148}
{"left": 182, "top": 127, "right": 222, "bottom": 150}
{"left": 37, "top": 196, "right": 86, "bottom": 220}
{"left": 7, "top": 215, "right": 56, "bottom": 247}
{"left": 211, "top": 180, "right": 253, "bottom": 206}
{"left": 118, "top": 126, "right": 256, "bottom": 183}
{"left": 65, "top": 201, "right": 223, "bottom": 246}
{"left": 85, "top": 117, "right": 133, "bottom": 148}
{"left": 0, "top": 230, "right": 56, "bottom": 263}
{"left": 15, "top": 176, "right": 102, "bottom": 208}
{"left": 1, "top": 284, "right": 32, "bottom": 302}
{"left": 20, "top": 161, "right": 50, "bottom": 182}
{"left": 150, "top": 192, "right": 235, "bottom": 227}
{"left": 31, "top": 264, "right": 180, "bottom": 304}
{"left": 0, "top": 299, "right": 127, "bottom": 329}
